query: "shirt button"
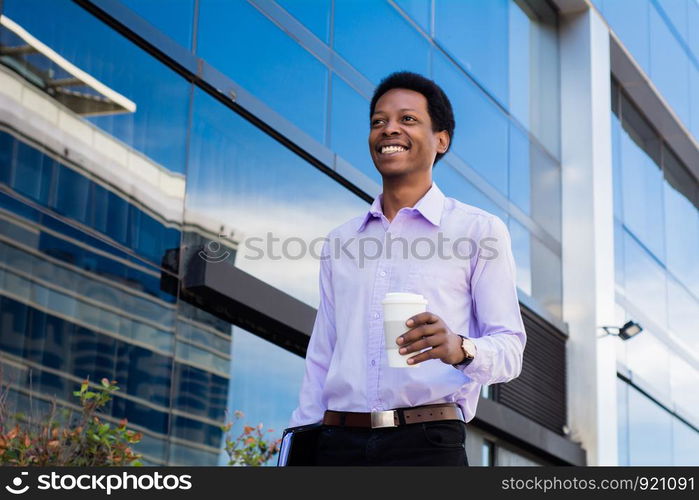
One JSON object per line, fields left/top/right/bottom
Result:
{"left": 379, "top": 270, "right": 386, "bottom": 277}
{"left": 371, "top": 360, "right": 376, "bottom": 367}
{"left": 373, "top": 312, "right": 379, "bottom": 319}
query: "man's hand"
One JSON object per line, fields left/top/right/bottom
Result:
{"left": 396, "top": 312, "right": 465, "bottom": 365}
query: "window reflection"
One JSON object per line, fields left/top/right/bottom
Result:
{"left": 394, "top": 0, "right": 431, "bottom": 33}
{"left": 664, "top": 180, "right": 699, "bottom": 299}
{"left": 435, "top": 0, "right": 509, "bottom": 105}
{"left": 334, "top": 0, "right": 429, "bottom": 84}
{"left": 225, "top": 326, "right": 305, "bottom": 465}
{"left": 672, "top": 417, "right": 699, "bottom": 465}
{"left": 330, "top": 75, "right": 377, "bottom": 183}
{"left": 623, "top": 230, "right": 668, "bottom": 329}
{"left": 3, "top": 0, "right": 190, "bottom": 174}
{"left": 433, "top": 53, "right": 508, "bottom": 196}
{"left": 509, "top": 218, "right": 532, "bottom": 296}
{"left": 667, "top": 277, "right": 699, "bottom": 354}
{"left": 276, "top": 0, "right": 331, "bottom": 43}
{"left": 617, "top": 378, "right": 629, "bottom": 465}
{"left": 627, "top": 384, "right": 673, "bottom": 465}
{"left": 649, "top": 6, "right": 691, "bottom": 129}
{"left": 619, "top": 127, "right": 665, "bottom": 261}
{"left": 186, "top": 88, "right": 367, "bottom": 306}
{"left": 119, "top": 0, "right": 195, "bottom": 49}
{"left": 197, "top": 0, "right": 328, "bottom": 144}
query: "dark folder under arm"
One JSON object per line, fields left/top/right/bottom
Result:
{"left": 277, "top": 423, "right": 323, "bottom": 466}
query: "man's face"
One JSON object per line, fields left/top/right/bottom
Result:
{"left": 369, "top": 88, "right": 449, "bottom": 179}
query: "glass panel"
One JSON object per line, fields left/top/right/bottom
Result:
{"left": 656, "top": 0, "right": 689, "bottom": 41}
{"left": 623, "top": 230, "right": 668, "bottom": 328}
{"left": 197, "top": 0, "right": 328, "bottom": 144}
{"left": 669, "top": 354, "right": 699, "bottom": 422}
{"left": 509, "top": 124, "right": 531, "bottom": 214}
{"left": 119, "top": 0, "right": 195, "bottom": 49}
{"left": 186, "top": 88, "right": 367, "bottom": 306}
{"left": 672, "top": 417, "right": 699, "bottom": 465}
{"left": 433, "top": 163, "right": 508, "bottom": 221}
{"left": 691, "top": 0, "right": 699, "bottom": 60}
{"left": 619, "top": 125, "right": 665, "bottom": 261}
{"left": 611, "top": 112, "right": 624, "bottom": 219}
{"left": 433, "top": 53, "right": 509, "bottom": 196}
{"left": 627, "top": 385, "right": 673, "bottom": 465}
{"left": 614, "top": 219, "right": 625, "bottom": 291}
{"left": 691, "top": 64, "right": 699, "bottom": 144}
{"left": 3, "top": 0, "right": 191, "bottom": 175}
{"left": 434, "top": 0, "right": 509, "bottom": 105}
{"left": 330, "top": 75, "right": 378, "bottom": 183}
{"left": 333, "top": 0, "right": 430, "bottom": 85}
{"left": 508, "top": 218, "right": 532, "bottom": 296}
{"left": 508, "top": 0, "right": 560, "bottom": 157}
{"left": 530, "top": 143, "right": 561, "bottom": 242}
{"left": 530, "top": 234, "right": 562, "bottom": 319}
{"left": 649, "top": 5, "right": 691, "bottom": 128}
{"left": 276, "top": 0, "right": 331, "bottom": 43}
{"left": 617, "top": 378, "right": 629, "bottom": 466}
{"left": 667, "top": 277, "right": 699, "bottom": 354}
{"left": 664, "top": 167, "right": 699, "bottom": 299}
{"left": 394, "top": 0, "right": 431, "bottom": 33}
{"left": 597, "top": 0, "right": 651, "bottom": 73}
{"left": 225, "top": 326, "right": 305, "bottom": 465}
{"left": 625, "top": 329, "right": 671, "bottom": 397}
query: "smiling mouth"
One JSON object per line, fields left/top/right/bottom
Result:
{"left": 378, "top": 145, "right": 409, "bottom": 155}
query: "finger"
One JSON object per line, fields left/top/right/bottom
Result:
{"left": 407, "top": 345, "right": 446, "bottom": 365}
{"left": 405, "top": 312, "right": 439, "bottom": 328}
{"left": 399, "top": 332, "right": 446, "bottom": 354}
{"left": 396, "top": 323, "right": 443, "bottom": 345}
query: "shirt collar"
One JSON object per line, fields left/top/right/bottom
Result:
{"left": 356, "top": 182, "right": 446, "bottom": 232}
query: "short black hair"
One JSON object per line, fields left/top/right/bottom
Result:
{"left": 369, "top": 71, "right": 455, "bottom": 165}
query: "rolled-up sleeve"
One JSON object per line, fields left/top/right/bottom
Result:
{"left": 460, "top": 216, "right": 526, "bottom": 385}
{"left": 288, "top": 239, "right": 336, "bottom": 428}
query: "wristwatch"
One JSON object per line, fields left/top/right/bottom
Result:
{"left": 452, "top": 335, "right": 477, "bottom": 368}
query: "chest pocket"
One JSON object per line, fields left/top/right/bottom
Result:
{"left": 405, "top": 260, "right": 468, "bottom": 298}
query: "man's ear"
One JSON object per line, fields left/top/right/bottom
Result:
{"left": 436, "top": 130, "right": 450, "bottom": 154}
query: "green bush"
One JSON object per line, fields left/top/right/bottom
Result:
{"left": 0, "top": 377, "right": 142, "bottom": 466}
{"left": 221, "top": 410, "right": 281, "bottom": 466}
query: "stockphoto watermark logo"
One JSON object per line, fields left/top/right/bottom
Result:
{"left": 3, "top": 471, "right": 192, "bottom": 496}
{"left": 199, "top": 231, "right": 500, "bottom": 268}
{"left": 5, "top": 471, "right": 29, "bottom": 495}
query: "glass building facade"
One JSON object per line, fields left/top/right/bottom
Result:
{"left": 0, "top": 0, "right": 695, "bottom": 466}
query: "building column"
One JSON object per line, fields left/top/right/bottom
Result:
{"left": 559, "top": 5, "right": 618, "bottom": 465}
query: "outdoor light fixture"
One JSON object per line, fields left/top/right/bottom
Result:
{"left": 600, "top": 320, "right": 643, "bottom": 340}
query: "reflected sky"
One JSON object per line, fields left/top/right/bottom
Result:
{"left": 333, "top": 0, "right": 430, "bottom": 85}
{"left": 221, "top": 325, "right": 305, "bottom": 465}
{"left": 187, "top": 88, "right": 367, "bottom": 306}
{"left": 3, "top": 0, "right": 190, "bottom": 175}
{"left": 435, "top": 0, "right": 509, "bottom": 106}
{"left": 197, "top": 0, "right": 328, "bottom": 145}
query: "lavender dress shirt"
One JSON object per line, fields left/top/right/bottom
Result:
{"left": 288, "top": 182, "right": 526, "bottom": 427}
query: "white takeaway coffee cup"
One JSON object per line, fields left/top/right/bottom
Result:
{"left": 382, "top": 292, "right": 428, "bottom": 368}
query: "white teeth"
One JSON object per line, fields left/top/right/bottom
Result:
{"left": 380, "top": 145, "right": 407, "bottom": 154}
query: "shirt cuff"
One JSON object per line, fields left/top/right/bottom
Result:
{"left": 456, "top": 336, "right": 493, "bottom": 384}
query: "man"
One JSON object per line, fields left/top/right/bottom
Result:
{"left": 288, "top": 71, "right": 526, "bottom": 466}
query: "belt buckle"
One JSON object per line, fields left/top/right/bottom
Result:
{"left": 371, "top": 410, "right": 397, "bottom": 429}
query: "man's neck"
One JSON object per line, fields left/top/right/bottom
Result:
{"left": 381, "top": 175, "right": 433, "bottom": 222}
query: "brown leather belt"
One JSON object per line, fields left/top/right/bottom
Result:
{"left": 322, "top": 403, "right": 464, "bottom": 429}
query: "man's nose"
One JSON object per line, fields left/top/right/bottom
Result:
{"left": 382, "top": 119, "right": 401, "bottom": 135}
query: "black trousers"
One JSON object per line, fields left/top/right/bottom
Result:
{"left": 314, "top": 419, "right": 469, "bottom": 466}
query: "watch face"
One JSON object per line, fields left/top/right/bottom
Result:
{"left": 463, "top": 338, "right": 475, "bottom": 358}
